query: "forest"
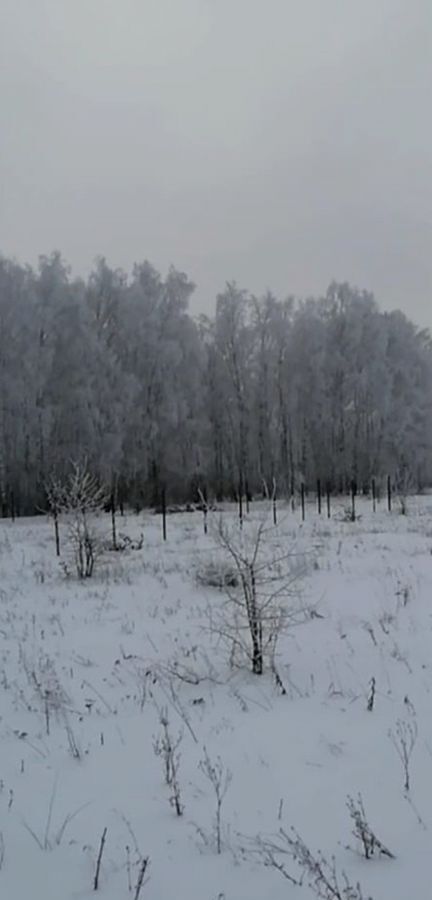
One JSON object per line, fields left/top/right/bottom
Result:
{"left": 0, "top": 251, "right": 431, "bottom": 515}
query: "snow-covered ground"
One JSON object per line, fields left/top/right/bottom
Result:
{"left": 1, "top": 496, "right": 432, "bottom": 899}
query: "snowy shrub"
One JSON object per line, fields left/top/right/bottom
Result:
{"left": 49, "top": 462, "right": 108, "bottom": 578}
{"left": 67, "top": 515, "right": 103, "bottom": 579}
{"left": 207, "top": 511, "right": 309, "bottom": 675}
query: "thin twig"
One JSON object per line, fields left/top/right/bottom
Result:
{"left": 134, "top": 857, "right": 150, "bottom": 900}
{"left": 94, "top": 826, "right": 108, "bottom": 891}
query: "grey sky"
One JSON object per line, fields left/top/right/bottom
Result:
{"left": 1, "top": 0, "right": 431, "bottom": 325}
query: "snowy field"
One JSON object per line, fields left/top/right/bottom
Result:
{"left": 1, "top": 496, "right": 432, "bottom": 900}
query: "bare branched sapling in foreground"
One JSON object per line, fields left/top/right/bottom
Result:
{"left": 389, "top": 717, "right": 418, "bottom": 793}
{"left": 208, "top": 511, "right": 308, "bottom": 675}
{"left": 199, "top": 748, "right": 232, "bottom": 854}
{"left": 346, "top": 795, "right": 394, "bottom": 860}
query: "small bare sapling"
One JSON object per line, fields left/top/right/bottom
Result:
{"left": 56, "top": 461, "right": 108, "bottom": 578}
{"left": 207, "top": 510, "right": 308, "bottom": 675}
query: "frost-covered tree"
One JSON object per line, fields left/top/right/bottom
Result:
{"left": 0, "top": 251, "right": 430, "bottom": 514}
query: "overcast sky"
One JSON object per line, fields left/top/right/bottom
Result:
{"left": 1, "top": 0, "right": 431, "bottom": 324}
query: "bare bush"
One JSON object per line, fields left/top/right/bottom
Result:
{"left": 206, "top": 511, "right": 309, "bottom": 675}
{"left": 56, "top": 462, "right": 108, "bottom": 578}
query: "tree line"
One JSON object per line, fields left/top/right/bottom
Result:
{"left": 0, "top": 251, "right": 431, "bottom": 515}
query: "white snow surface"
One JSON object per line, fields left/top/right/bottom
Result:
{"left": 1, "top": 497, "right": 432, "bottom": 899}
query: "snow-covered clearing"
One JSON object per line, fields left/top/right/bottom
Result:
{"left": 1, "top": 497, "right": 432, "bottom": 899}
